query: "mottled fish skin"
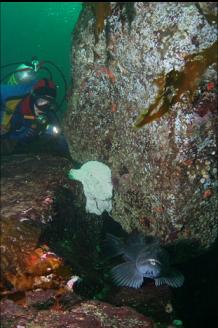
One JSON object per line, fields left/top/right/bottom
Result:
{"left": 123, "top": 233, "right": 159, "bottom": 261}
{"left": 136, "top": 255, "right": 162, "bottom": 278}
{"left": 107, "top": 232, "right": 184, "bottom": 289}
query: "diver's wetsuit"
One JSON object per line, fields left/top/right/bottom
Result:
{"left": 0, "top": 81, "right": 36, "bottom": 104}
{"left": 0, "top": 82, "right": 70, "bottom": 157}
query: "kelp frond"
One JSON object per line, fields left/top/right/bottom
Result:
{"left": 134, "top": 41, "right": 218, "bottom": 128}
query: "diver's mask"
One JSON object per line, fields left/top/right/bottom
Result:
{"left": 34, "top": 95, "right": 55, "bottom": 112}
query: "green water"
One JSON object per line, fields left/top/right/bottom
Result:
{"left": 1, "top": 2, "right": 82, "bottom": 111}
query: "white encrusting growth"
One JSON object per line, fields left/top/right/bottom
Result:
{"left": 69, "top": 161, "right": 113, "bottom": 215}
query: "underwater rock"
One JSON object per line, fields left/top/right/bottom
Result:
{"left": 0, "top": 154, "right": 72, "bottom": 292}
{"left": 106, "top": 283, "right": 174, "bottom": 324}
{"left": 25, "top": 288, "right": 81, "bottom": 310}
{"left": 0, "top": 299, "right": 35, "bottom": 327}
{"left": 65, "top": 2, "right": 218, "bottom": 252}
{"left": 0, "top": 298, "right": 154, "bottom": 328}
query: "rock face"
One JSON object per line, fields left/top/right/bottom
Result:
{"left": 0, "top": 154, "right": 157, "bottom": 328}
{"left": 0, "top": 155, "right": 72, "bottom": 291}
{"left": 0, "top": 299, "right": 153, "bottom": 328}
{"left": 65, "top": 2, "right": 218, "bottom": 249}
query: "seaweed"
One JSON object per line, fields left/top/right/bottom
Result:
{"left": 134, "top": 41, "right": 218, "bottom": 128}
{"left": 86, "top": 2, "right": 112, "bottom": 43}
{"left": 123, "top": 2, "right": 136, "bottom": 32}
{"left": 87, "top": 2, "right": 136, "bottom": 44}
{"left": 118, "top": 2, "right": 136, "bottom": 33}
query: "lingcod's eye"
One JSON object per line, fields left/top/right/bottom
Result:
{"left": 149, "top": 259, "right": 156, "bottom": 265}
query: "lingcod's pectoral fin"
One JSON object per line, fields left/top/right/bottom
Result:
{"left": 111, "top": 261, "right": 144, "bottom": 288}
{"left": 155, "top": 269, "right": 184, "bottom": 288}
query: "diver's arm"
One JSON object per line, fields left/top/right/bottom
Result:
{"left": 9, "top": 116, "right": 37, "bottom": 142}
{"left": 8, "top": 126, "right": 37, "bottom": 142}
{"left": 0, "top": 81, "right": 36, "bottom": 104}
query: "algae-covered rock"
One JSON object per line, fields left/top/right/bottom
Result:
{"left": 0, "top": 299, "right": 154, "bottom": 328}
{"left": 0, "top": 154, "right": 72, "bottom": 291}
{"left": 65, "top": 2, "right": 218, "bottom": 251}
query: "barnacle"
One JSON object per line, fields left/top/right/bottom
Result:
{"left": 134, "top": 41, "right": 218, "bottom": 128}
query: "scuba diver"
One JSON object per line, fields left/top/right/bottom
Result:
{"left": 0, "top": 58, "right": 70, "bottom": 157}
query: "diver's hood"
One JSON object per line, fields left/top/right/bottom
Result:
{"left": 32, "top": 79, "right": 57, "bottom": 98}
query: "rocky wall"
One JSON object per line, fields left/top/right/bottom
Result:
{"left": 65, "top": 2, "right": 218, "bottom": 249}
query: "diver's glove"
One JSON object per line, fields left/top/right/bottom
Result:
{"left": 9, "top": 126, "right": 37, "bottom": 141}
{"left": 25, "top": 127, "right": 37, "bottom": 137}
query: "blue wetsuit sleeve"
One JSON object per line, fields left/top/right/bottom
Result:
{"left": 0, "top": 81, "right": 36, "bottom": 104}
{"left": 9, "top": 125, "right": 38, "bottom": 142}
{"left": 9, "top": 113, "right": 37, "bottom": 142}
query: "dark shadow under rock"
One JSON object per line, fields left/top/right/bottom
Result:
{"left": 172, "top": 237, "right": 218, "bottom": 328}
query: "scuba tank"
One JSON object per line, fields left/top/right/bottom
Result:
{"left": 7, "top": 61, "right": 39, "bottom": 85}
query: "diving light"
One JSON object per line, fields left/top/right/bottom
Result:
{"left": 52, "top": 126, "right": 60, "bottom": 134}
{"left": 45, "top": 124, "right": 61, "bottom": 136}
